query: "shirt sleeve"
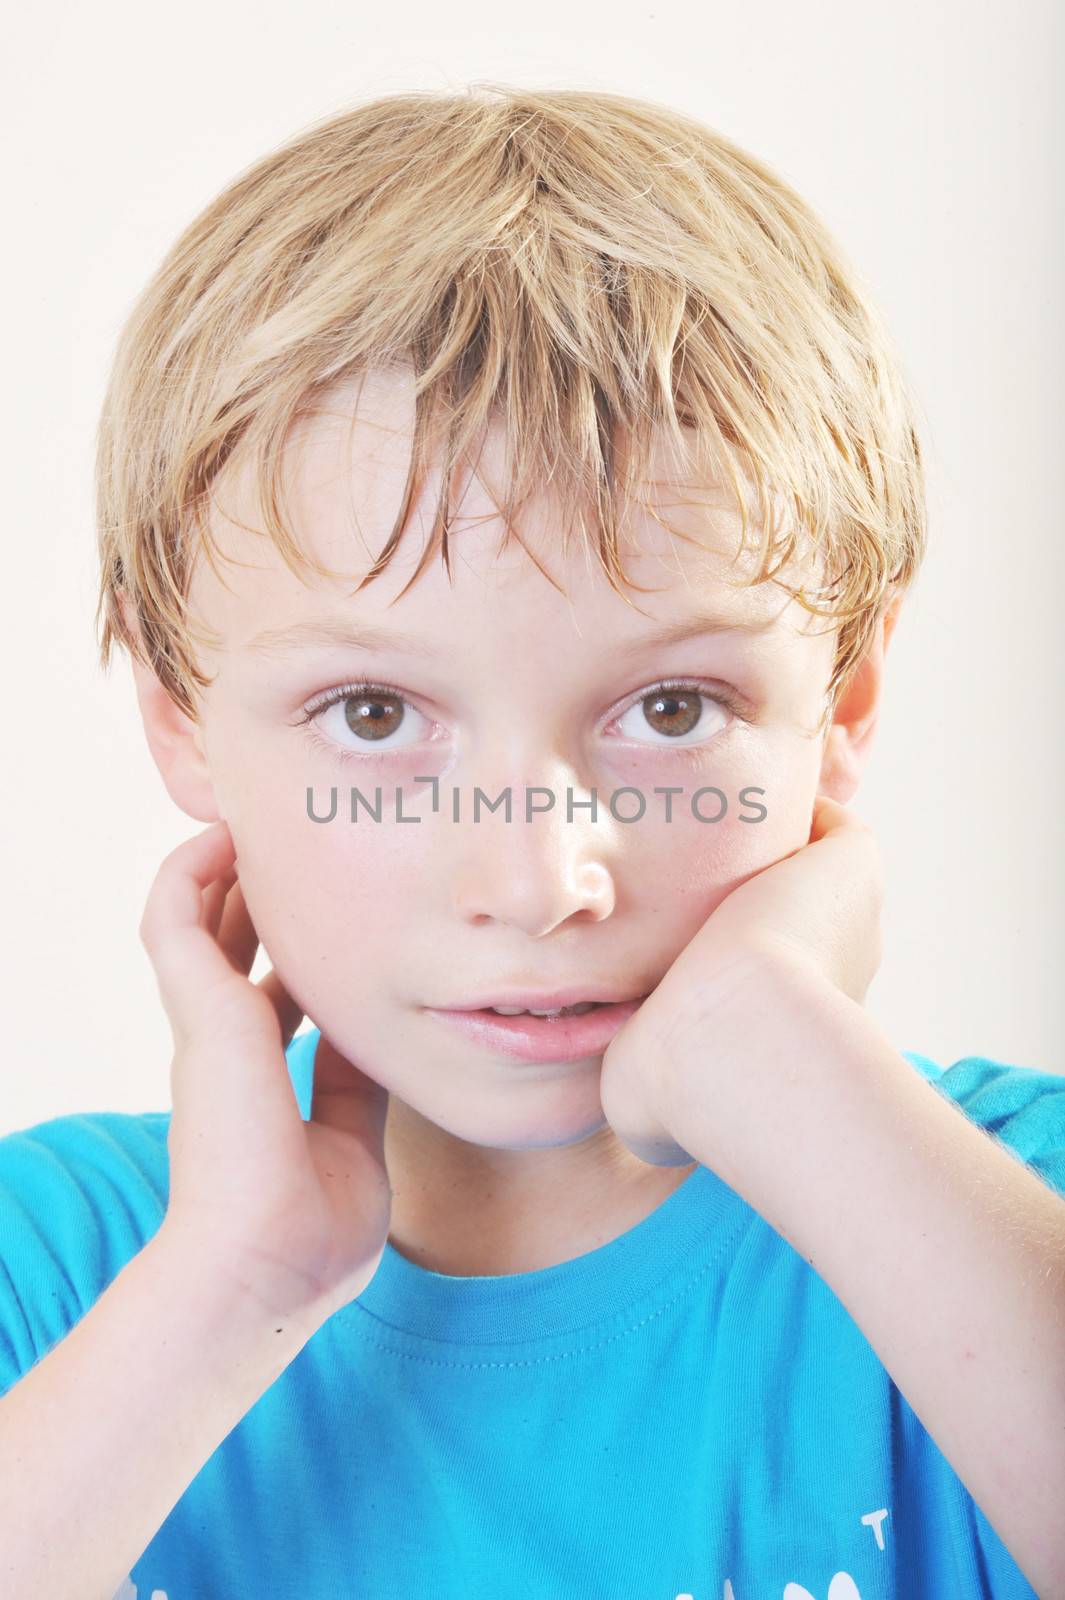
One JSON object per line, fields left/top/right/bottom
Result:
{"left": 0, "top": 1111, "right": 170, "bottom": 1398}
{"left": 0, "top": 1038, "right": 309, "bottom": 1404}
{"left": 906, "top": 1051, "right": 1065, "bottom": 1200}
{"left": 903, "top": 1051, "right": 1065, "bottom": 1596}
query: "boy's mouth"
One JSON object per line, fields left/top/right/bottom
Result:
{"left": 478, "top": 1000, "right": 603, "bottom": 1018}
{"left": 423, "top": 995, "right": 647, "bottom": 1062}
{"left": 434, "top": 986, "right": 649, "bottom": 1015}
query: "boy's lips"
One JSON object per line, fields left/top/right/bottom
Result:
{"left": 423, "top": 997, "right": 645, "bottom": 1063}
{"left": 430, "top": 984, "right": 649, "bottom": 1012}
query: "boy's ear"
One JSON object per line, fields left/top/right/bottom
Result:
{"left": 118, "top": 591, "right": 220, "bottom": 824}
{"left": 817, "top": 590, "right": 904, "bottom": 804}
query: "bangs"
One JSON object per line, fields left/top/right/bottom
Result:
{"left": 95, "top": 84, "right": 926, "bottom": 718}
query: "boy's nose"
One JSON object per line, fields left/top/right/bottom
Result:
{"left": 447, "top": 787, "right": 617, "bottom": 936}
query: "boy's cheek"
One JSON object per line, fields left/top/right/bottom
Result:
{"left": 635, "top": 777, "right": 815, "bottom": 895}
{"left": 221, "top": 747, "right": 818, "bottom": 1011}
{"left": 225, "top": 811, "right": 403, "bottom": 982}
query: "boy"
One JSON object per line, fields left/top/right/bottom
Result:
{"left": 1, "top": 83, "right": 1063, "bottom": 1600}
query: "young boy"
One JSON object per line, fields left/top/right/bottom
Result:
{"left": 1, "top": 84, "right": 1062, "bottom": 1600}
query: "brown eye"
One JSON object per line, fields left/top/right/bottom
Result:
{"left": 614, "top": 683, "right": 731, "bottom": 748}
{"left": 343, "top": 691, "right": 405, "bottom": 742}
{"left": 640, "top": 689, "right": 702, "bottom": 738}
{"left": 304, "top": 681, "right": 430, "bottom": 756}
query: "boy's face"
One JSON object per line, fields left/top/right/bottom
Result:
{"left": 135, "top": 366, "right": 887, "bottom": 1153}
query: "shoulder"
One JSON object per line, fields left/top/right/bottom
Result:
{"left": 902, "top": 1048, "right": 1065, "bottom": 1195}
{"left": 0, "top": 1109, "right": 171, "bottom": 1392}
{"left": 0, "top": 1107, "right": 172, "bottom": 1230}
{"left": 0, "top": 1029, "right": 317, "bottom": 1395}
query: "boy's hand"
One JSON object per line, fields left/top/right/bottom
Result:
{"left": 598, "top": 795, "right": 885, "bottom": 1166}
{"left": 140, "top": 818, "right": 393, "bottom": 1333}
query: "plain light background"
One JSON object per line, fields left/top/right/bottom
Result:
{"left": 1, "top": 1, "right": 1060, "bottom": 1136}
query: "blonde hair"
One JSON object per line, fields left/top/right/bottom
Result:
{"left": 95, "top": 82, "right": 927, "bottom": 725}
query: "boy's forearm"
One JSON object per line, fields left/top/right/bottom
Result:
{"left": 0, "top": 1224, "right": 313, "bottom": 1600}
{"left": 666, "top": 960, "right": 1065, "bottom": 1600}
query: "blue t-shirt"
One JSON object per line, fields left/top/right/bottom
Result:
{"left": 1, "top": 1035, "right": 1062, "bottom": 1600}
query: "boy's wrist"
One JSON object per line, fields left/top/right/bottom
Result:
{"left": 657, "top": 942, "right": 826, "bottom": 1091}
{"left": 657, "top": 949, "right": 858, "bottom": 1181}
{"left": 144, "top": 1221, "right": 325, "bottom": 1369}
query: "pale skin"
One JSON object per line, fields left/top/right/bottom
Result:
{"left": 121, "top": 368, "right": 1065, "bottom": 1592}
{"left": 125, "top": 367, "right": 888, "bottom": 1276}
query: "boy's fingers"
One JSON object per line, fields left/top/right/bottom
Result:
{"left": 215, "top": 879, "right": 261, "bottom": 977}
{"left": 202, "top": 868, "right": 238, "bottom": 940}
{"left": 139, "top": 820, "right": 250, "bottom": 1041}
{"left": 255, "top": 967, "right": 306, "bottom": 1051}
{"left": 810, "top": 795, "right": 877, "bottom": 854}
{"left": 207, "top": 860, "right": 307, "bottom": 1043}
{"left": 809, "top": 793, "right": 858, "bottom": 842}
{"left": 310, "top": 1032, "right": 390, "bottom": 1146}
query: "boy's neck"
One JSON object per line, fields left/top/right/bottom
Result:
{"left": 382, "top": 1097, "right": 699, "bottom": 1277}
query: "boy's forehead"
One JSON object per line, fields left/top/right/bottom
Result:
{"left": 189, "top": 367, "right": 822, "bottom": 654}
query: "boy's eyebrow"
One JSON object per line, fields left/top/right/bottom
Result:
{"left": 247, "top": 618, "right": 441, "bottom": 658}
{"left": 246, "top": 606, "right": 777, "bottom": 659}
{"left": 614, "top": 610, "right": 777, "bottom": 654}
